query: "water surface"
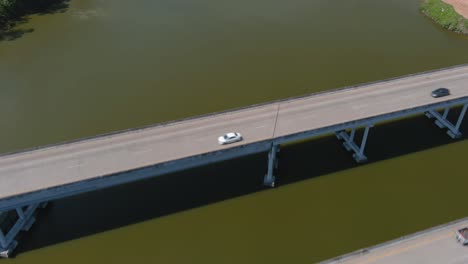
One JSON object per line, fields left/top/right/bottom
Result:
{"left": 1, "top": 0, "right": 468, "bottom": 263}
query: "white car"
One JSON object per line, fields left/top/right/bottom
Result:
{"left": 218, "top": 132, "right": 243, "bottom": 145}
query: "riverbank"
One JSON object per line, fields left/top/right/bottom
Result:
{"left": 444, "top": 0, "right": 468, "bottom": 19}
{"left": 321, "top": 217, "right": 468, "bottom": 264}
{"left": 421, "top": 0, "right": 468, "bottom": 35}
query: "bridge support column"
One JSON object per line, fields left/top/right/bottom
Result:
{"left": 335, "top": 125, "right": 373, "bottom": 163}
{"left": 0, "top": 229, "right": 9, "bottom": 252}
{"left": 264, "top": 144, "right": 280, "bottom": 187}
{"left": 425, "top": 104, "right": 468, "bottom": 139}
{"left": 0, "top": 203, "right": 47, "bottom": 258}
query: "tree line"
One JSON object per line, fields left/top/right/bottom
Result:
{"left": 1, "top": 0, "right": 67, "bottom": 29}
{"left": 0, "top": 0, "right": 17, "bottom": 27}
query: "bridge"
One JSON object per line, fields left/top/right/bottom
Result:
{"left": 321, "top": 217, "right": 468, "bottom": 264}
{"left": 1, "top": 64, "right": 468, "bottom": 256}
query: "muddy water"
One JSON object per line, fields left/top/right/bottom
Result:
{"left": 2, "top": 0, "right": 468, "bottom": 263}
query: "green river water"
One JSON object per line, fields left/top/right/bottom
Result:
{"left": 2, "top": 0, "right": 468, "bottom": 263}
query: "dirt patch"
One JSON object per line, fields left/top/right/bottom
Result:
{"left": 443, "top": 0, "right": 468, "bottom": 18}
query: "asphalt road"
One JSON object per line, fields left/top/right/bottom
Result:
{"left": 1, "top": 65, "right": 468, "bottom": 200}
{"left": 322, "top": 218, "right": 468, "bottom": 264}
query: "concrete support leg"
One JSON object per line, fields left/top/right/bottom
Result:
{"left": 426, "top": 104, "right": 468, "bottom": 139}
{"left": 455, "top": 104, "right": 468, "bottom": 133}
{"left": 0, "top": 229, "right": 6, "bottom": 249}
{"left": 16, "top": 208, "right": 24, "bottom": 219}
{"left": 264, "top": 144, "right": 280, "bottom": 187}
{"left": 443, "top": 108, "right": 450, "bottom": 119}
{"left": 0, "top": 227, "right": 17, "bottom": 258}
{"left": 0, "top": 203, "right": 46, "bottom": 258}
{"left": 335, "top": 125, "right": 373, "bottom": 163}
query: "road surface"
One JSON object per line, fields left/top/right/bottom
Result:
{"left": 322, "top": 218, "right": 468, "bottom": 264}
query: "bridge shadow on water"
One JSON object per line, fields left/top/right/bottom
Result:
{"left": 277, "top": 107, "right": 468, "bottom": 185}
{"left": 15, "top": 107, "right": 468, "bottom": 255}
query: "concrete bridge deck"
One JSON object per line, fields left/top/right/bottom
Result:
{"left": 321, "top": 218, "right": 468, "bottom": 264}
{"left": 1, "top": 65, "right": 468, "bottom": 211}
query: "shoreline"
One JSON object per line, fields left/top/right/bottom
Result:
{"left": 420, "top": 0, "right": 468, "bottom": 35}
{"left": 444, "top": 0, "right": 468, "bottom": 19}
{"left": 320, "top": 216, "right": 468, "bottom": 264}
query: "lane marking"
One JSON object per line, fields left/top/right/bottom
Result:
{"left": 68, "top": 161, "right": 85, "bottom": 169}
{"left": 355, "top": 231, "right": 453, "bottom": 264}
{"left": 132, "top": 148, "right": 153, "bottom": 154}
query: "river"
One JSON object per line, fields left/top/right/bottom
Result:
{"left": 2, "top": 0, "right": 468, "bottom": 263}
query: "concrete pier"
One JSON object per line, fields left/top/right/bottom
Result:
{"left": 0, "top": 203, "right": 47, "bottom": 258}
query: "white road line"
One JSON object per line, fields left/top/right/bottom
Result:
{"left": 67, "top": 161, "right": 84, "bottom": 168}
{"left": 132, "top": 148, "right": 152, "bottom": 154}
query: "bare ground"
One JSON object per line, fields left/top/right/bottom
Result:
{"left": 443, "top": 0, "right": 468, "bottom": 19}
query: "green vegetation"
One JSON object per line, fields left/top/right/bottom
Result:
{"left": 0, "top": 0, "right": 68, "bottom": 30}
{"left": 420, "top": 0, "right": 468, "bottom": 35}
{"left": 0, "top": 0, "right": 17, "bottom": 27}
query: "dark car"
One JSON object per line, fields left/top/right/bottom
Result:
{"left": 431, "top": 88, "right": 450, "bottom": 98}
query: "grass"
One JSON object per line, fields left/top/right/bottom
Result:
{"left": 420, "top": 0, "right": 468, "bottom": 35}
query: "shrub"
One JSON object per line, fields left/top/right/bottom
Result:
{"left": 420, "top": 0, "right": 468, "bottom": 34}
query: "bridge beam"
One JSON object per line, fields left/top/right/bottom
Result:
{"left": 0, "top": 203, "right": 47, "bottom": 258}
{"left": 336, "top": 125, "right": 373, "bottom": 163}
{"left": 264, "top": 144, "right": 280, "bottom": 187}
{"left": 425, "top": 104, "right": 468, "bottom": 138}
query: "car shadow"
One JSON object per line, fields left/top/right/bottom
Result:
{"left": 14, "top": 107, "right": 468, "bottom": 255}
